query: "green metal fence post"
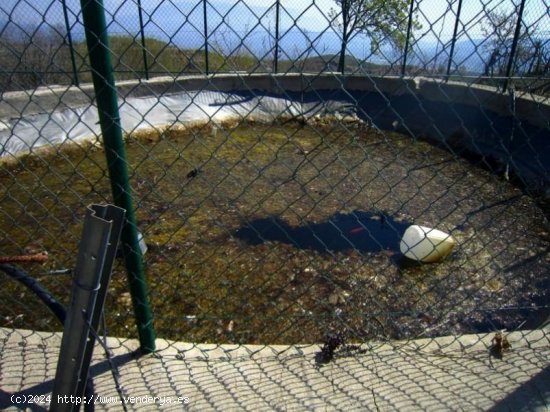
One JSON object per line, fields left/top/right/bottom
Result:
{"left": 274, "top": 0, "right": 280, "bottom": 73}
{"left": 61, "top": 0, "right": 79, "bottom": 86}
{"left": 401, "top": 0, "right": 415, "bottom": 77}
{"left": 79, "top": 0, "right": 156, "bottom": 353}
{"left": 445, "top": 0, "right": 463, "bottom": 82}
{"left": 503, "top": 0, "right": 527, "bottom": 91}
{"left": 203, "top": 0, "right": 210, "bottom": 74}
{"left": 137, "top": 0, "right": 150, "bottom": 80}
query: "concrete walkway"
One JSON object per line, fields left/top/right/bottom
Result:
{"left": 1, "top": 327, "right": 549, "bottom": 411}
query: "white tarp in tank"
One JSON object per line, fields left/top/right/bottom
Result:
{"left": 0, "top": 90, "right": 354, "bottom": 157}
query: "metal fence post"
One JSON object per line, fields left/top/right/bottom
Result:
{"left": 274, "top": 0, "right": 280, "bottom": 73}
{"left": 401, "top": 0, "right": 415, "bottom": 77}
{"left": 79, "top": 0, "right": 156, "bottom": 353}
{"left": 503, "top": 0, "right": 527, "bottom": 91}
{"left": 203, "top": 0, "right": 209, "bottom": 74}
{"left": 61, "top": 0, "right": 79, "bottom": 86}
{"left": 445, "top": 0, "right": 463, "bottom": 81}
{"left": 51, "top": 204, "right": 125, "bottom": 412}
{"left": 137, "top": 0, "right": 149, "bottom": 80}
{"left": 74, "top": 204, "right": 126, "bottom": 404}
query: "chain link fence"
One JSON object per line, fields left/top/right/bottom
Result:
{"left": 1, "top": 0, "right": 549, "bottom": 408}
{"left": 3, "top": 0, "right": 550, "bottom": 88}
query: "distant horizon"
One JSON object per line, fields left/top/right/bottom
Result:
{"left": 1, "top": 0, "right": 548, "bottom": 76}
{"left": 3, "top": 19, "right": 533, "bottom": 74}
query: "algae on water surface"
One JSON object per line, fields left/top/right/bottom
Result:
{"left": 0, "top": 120, "right": 548, "bottom": 344}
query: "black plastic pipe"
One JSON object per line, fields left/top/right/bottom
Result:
{"left": 0, "top": 264, "right": 66, "bottom": 323}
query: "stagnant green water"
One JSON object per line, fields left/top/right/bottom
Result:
{"left": 1, "top": 120, "right": 548, "bottom": 344}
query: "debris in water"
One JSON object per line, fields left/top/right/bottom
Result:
{"left": 186, "top": 168, "right": 200, "bottom": 179}
{"left": 226, "top": 319, "right": 235, "bottom": 333}
{"left": 400, "top": 225, "right": 456, "bottom": 263}
{"left": 0, "top": 252, "right": 48, "bottom": 264}
{"left": 316, "top": 332, "right": 345, "bottom": 364}
{"left": 490, "top": 331, "right": 511, "bottom": 359}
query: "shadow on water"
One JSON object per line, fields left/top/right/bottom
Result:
{"left": 234, "top": 210, "right": 411, "bottom": 254}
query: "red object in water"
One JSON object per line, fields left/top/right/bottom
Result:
{"left": 0, "top": 252, "right": 48, "bottom": 264}
{"left": 350, "top": 227, "right": 365, "bottom": 235}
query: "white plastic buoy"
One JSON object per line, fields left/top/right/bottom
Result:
{"left": 400, "top": 225, "right": 456, "bottom": 263}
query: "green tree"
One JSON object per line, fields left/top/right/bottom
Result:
{"left": 329, "top": 0, "right": 415, "bottom": 73}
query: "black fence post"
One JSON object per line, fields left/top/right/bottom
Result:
{"left": 61, "top": 0, "right": 79, "bottom": 86}
{"left": 503, "top": 0, "right": 527, "bottom": 91}
{"left": 401, "top": 0, "right": 415, "bottom": 77}
{"left": 274, "top": 0, "right": 280, "bottom": 74}
{"left": 203, "top": 0, "right": 209, "bottom": 74}
{"left": 445, "top": 0, "right": 463, "bottom": 81}
{"left": 137, "top": 0, "right": 149, "bottom": 80}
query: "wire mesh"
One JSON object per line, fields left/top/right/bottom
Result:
{"left": 0, "top": 0, "right": 549, "bottom": 408}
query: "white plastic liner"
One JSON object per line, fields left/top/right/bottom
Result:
{"left": 0, "top": 90, "right": 354, "bottom": 157}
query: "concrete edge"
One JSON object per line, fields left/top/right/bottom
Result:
{"left": 2, "top": 74, "right": 549, "bottom": 130}
{"left": 2, "top": 327, "right": 548, "bottom": 361}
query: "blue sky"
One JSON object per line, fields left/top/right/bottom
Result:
{"left": 2, "top": 0, "right": 548, "bottom": 36}
{"left": 1, "top": 0, "right": 548, "bottom": 63}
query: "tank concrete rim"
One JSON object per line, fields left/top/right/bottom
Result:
{"left": 1, "top": 73, "right": 549, "bottom": 194}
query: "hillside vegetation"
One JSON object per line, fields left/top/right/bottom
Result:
{"left": 1, "top": 26, "right": 400, "bottom": 93}
{"left": 0, "top": 29, "right": 265, "bottom": 92}
{"left": 1, "top": 28, "right": 546, "bottom": 94}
